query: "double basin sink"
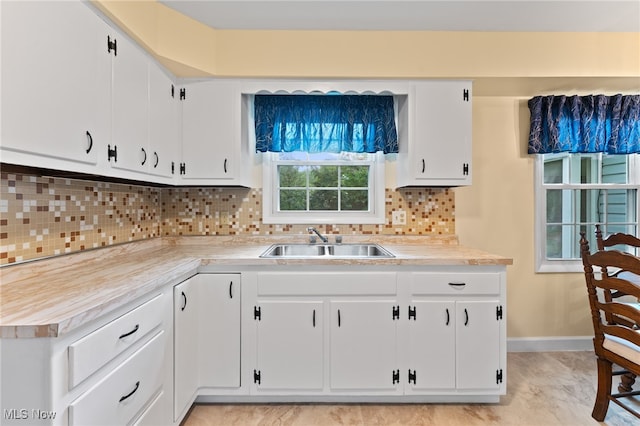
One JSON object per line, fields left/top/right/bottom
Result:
{"left": 260, "top": 243, "right": 394, "bottom": 258}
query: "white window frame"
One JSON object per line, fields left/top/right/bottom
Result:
{"left": 262, "top": 151, "right": 385, "bottom": 224}
{"left": 535, "top": 153, "right": 640, "bottom": 273}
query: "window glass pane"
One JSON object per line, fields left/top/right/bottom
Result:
{"left": 279, "top": 190, "right": 307, "bottom": 211}
{"left": 578, "top": 156, "right": 596, "bottom": 184}
{"left": 578, "top": 189, "right": 600, "bottom": 224}
{"left": 278, "top": 165, "right": 307, "bottom": 187}
{"left": 546, "top": 224, "right": 583, "bottom": 260}
{"left": 544, "top": 159, "right": 563, "bottom": 183}
{"left": 546, "top": 189, "right": 565, "bottom": 223}
{"left": 546, "top": 224, "right": 563, "bottom": 258}
{"left": 341, "top": 166, "right": 369, "bottom": 187}
{"left": 309, "top": 190, "right": 338, "bottom": 210}
{"left": 602, "top": 155, "right": 628, "bottom": 184}
{"left": 341, "top": 190, "right": 368, "bottom": 211}
{"left": 309, "top": 166, "right": 338, "bottom": 188}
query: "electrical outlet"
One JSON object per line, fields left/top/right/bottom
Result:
{"left": 220, "top": 211, "right": 229, "bottom": 226}
{"left": 392, "top": 210, "right": 406, "bottom": 225}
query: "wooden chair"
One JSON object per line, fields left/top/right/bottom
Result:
{"left": 595, "top": 225, "right": 640, "bottom": 393}
{"left": 580, "top": 231, "right": 640, "bottom": 421}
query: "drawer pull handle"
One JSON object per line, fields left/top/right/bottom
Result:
{"left": 119, "top": 381, "right": 140, "bottom": 403}
{"left": 118, "top": 324, "right": 139, "bottom": 340}
{"left": 448, "top": 282, "right": 466, "bottom": 287}
{"left": 181, "top": 291, "right": 187, "bottom": 311}
{"left": 464, "top": 308, "right": 469, "bottom": 326}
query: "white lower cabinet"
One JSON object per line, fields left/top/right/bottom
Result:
{"left": 250, "top": 268, "right": 505, "bottom": 400}
{"left": 330, "top": 301, "right": 399, "bottom": 392}
{"left": 68, "top": 331, "right": 165, "bottom": 426}
{"left": 174, "top": 274, "right": 241, "bottom": 421}
{"left": 255, "top": 301, "right": 324, "bottom": 390}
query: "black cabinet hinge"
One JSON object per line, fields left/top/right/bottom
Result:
{"left": 463, "top": 88, "right": 469, "bottom": 102}
{"left": 392, "top": 369, "right": 400, "bottom": 384}
{"left": 463, "top": 163, "right": 469, "bottom": 176}
{"left": 254, "top": 306, "right": 261, "bottom": 321}
{"left": 254, "top": 369, "right": 261, "bottom": 385}
{"left": 497, "top": 305, "right": 503, "bottom": 320}
{"left": 180, "top": 88, "right": 186, "bottom": 100}
{"left": 107, "top": 144, "right": 117, "bottom": 162}
{"left": 107, "top": 35, "right": 117, "bottom": 56}
{"left": 408, "top": 306, "right": 416, "bottom": 321}
{"left": 408, "top": 369, "right": 417, "bottom": 385}
{"left": 392, "top": 305, "right": 400, "bottom": 320}
{"left": 179, "top": 163, "right": 186, "bottom": 175}
{"left": 496, "top": 369, "right": 503, "bottom": 384}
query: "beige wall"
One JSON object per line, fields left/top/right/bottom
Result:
{"left": 93, "top": 1, "right": 640, "bottom": 339}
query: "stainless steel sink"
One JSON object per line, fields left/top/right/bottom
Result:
{"left": 259, "top": 243, "right": 394, "bottom": 258}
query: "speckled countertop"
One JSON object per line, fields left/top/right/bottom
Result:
{"left": 0, "top": 236, "right": 512, "bottom": 339}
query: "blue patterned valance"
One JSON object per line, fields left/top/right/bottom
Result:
{"left": 255, "top": 94, "right": 398, "bottom": 154}
{"left": 528, "top": 94, "right": 640, "bottom": 154}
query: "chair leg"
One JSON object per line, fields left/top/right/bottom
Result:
{"left": 618, "top": 372, "right": 636, "bottom": 393}
{"left": 593, "top": 358, "right": 612, "bottom": 422}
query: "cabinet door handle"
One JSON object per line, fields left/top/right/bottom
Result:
{"left": 118, "top": 324, "right": 139, "bottom": 340}
{"left": 224, "top": 158, "right": 228, "bottom": 173}
{"left": 464, "top": 308, "right": 469, "bottom": 326}
{"left": 153, "top": 152, "right": 159, "bottom": 168}
{"left": 85, "top": 131, "right": 93, "bottom": 154}
{"left": 421, "top": 159, "right": 425, "bottom": 173}
{"left": 445, "top": 308, "right": 450, "bottom": 326}
{"left": 119, "top": 381, "right": 140, "bottom": 403}
{"left": 181, "top": 291, "right": 187, "bottom": 311}
{"left": 229, "top": 281, "right": 233, "bottom": 299}
{"left": 337, "top": 309, "right": 341, "bottom": 327}
{"left": 141, "top": 148, "right": 147, "bottom": 166}
{"left": 313, "top": 309, "right": 316, "bottom": 328}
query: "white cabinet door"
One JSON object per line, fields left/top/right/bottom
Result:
{"left": 199, "top": 274, "right": 241, "bottom": 388}
{"left": 180, "top": 80, "right": 241, "bottom": 183}
{"left": 173, "top": 278, "right": 199, "bottom": 422}
{"left": 330, "top": 301, "right": 399, "bottom": 392}
{"left": 456, "top": 300, "right": 501, "bottom": 390}
{"left": 109, "top": 33, "right": 149, "bottom": 175}
{"left": 255, "top": 301, "right": 324, "bottom": 391}
{"left": 398, "top": 81, "right": 472, "bottom": 187}
{"left": 148, "top": 65, "right": 180, "bottom": 178}
{"left": 408, "top": 301, "right": 456, "bottom": 390}
{"left": 1, "top": 1, "right": 110, "bottom": 171}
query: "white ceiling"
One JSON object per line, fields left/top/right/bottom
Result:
{"left": 158, "top": 0, "right": 640, "bottom": 32}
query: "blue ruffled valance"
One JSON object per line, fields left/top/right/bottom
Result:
{"left": 254, "top": 94, "right": 398, "bottom": 154}
{"left": 528, "top": 94, "right": 640, "bottom": 154}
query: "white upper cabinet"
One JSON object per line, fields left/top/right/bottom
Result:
{"left": 148, "top": 66, "right": 180, "bottom": 179}
{"left": 1, "top": 1, "right": 110, "bottom": 172}
{"left": 108, "top": 32, "right": 150, "bottom": 176}
{"left": 180, "top": 80, "right": 252, "bottom": 186}
{"left": 397, "top": 80, "right": 472, "bottom": 187}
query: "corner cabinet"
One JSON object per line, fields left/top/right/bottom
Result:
{"left": 173, "top": 274, "right": 241, "bottom": 422}
{"left": 179, "top": 81, "right": 252, "bottom": 186}
{"left": 397, "top": 80, "right": 472, "bottom": 187}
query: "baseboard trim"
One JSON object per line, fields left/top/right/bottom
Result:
{"left": 507, "top": 336, "right": 593, "bottom": 352}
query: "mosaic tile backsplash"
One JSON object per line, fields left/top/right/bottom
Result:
{"left": 1, "top": 165, "right": 455, "bottom": 265}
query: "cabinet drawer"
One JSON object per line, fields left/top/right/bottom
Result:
{"left": 411, "top": 272, "right": 500, "bottom": 295}
{"left": 258, "top": 272, "right": 397, "bottom": 296}
{"left": 69, "top": 330, "right": 165, "bottom": 426}
{"left": 68, "top": 294, "right": 164, "bottom": 388}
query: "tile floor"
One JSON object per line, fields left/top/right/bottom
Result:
{"left": 182, "top": 351, "right": 639, "bottom": 426}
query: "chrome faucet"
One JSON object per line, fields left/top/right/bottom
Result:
{"left": 307, "top": 227, "right": 329, "bottom": 243}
